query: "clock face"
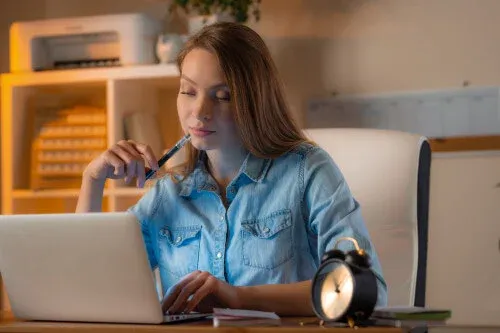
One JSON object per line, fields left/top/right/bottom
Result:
{"left": 318, "top": 261, "right": 354, "bottom": 320}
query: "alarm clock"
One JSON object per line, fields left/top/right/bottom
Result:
{"left": 311, "top": 237, "right": 378, "bottom": 327}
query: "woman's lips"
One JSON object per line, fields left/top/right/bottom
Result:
{"left": 190, "top": 128, "right": 215, "bottom": 137}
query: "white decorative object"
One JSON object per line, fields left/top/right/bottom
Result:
{"left": 156, "top": 33, "right": 185, "bottom": 64}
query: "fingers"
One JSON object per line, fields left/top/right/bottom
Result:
{"left": 112, "top": 142, "right": 138, "bottom": 183}
{"left": 162, "top": 271, "right": 202, "bottom": 313}
{"left": 131, "top": 141, "right": 159, "bottom": 171}
{"left": 101, "top": 140, "right": 155, "bottom": 187}
{"left": 135, "top": 159, "right": 146, "bottom": 188}
{"left": 184, "top": 275, "right": 218, "bottom": 313}
{"left": 168, "top": 271, "right": 212, "bottom": 314}
{"left": 102, "top": 151, "right": 125, "bottom": 178}
{"left": 85, "top": 140, "right": 157, "bottom": 184}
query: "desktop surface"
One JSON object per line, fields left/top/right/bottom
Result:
{"left": 0, "top": 312, "right": 403, "bottom": 332}
{"left": 2, "top": 312, "right": 500, "bottom": 333}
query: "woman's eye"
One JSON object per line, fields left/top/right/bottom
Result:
{"left": 180, "top": 91, "right": 196, "bottom": 96}
{"left": 214, "top": 90, "right": 230, "bottom": 102}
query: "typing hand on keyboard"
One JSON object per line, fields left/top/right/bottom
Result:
{"left": 161, "top": 270, "right": 240, "bottom": 315}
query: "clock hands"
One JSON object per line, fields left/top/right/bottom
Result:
{"left": 334, "top": 275, "right": 348, "bottom": 293}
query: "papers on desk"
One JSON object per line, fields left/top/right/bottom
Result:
{"left": 212, "top": 308, "right": 281, "bottom": 327}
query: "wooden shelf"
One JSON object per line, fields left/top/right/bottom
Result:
{"left": 1, "top": 64, "right": 179, "bottom": 87}
{"left": 12, "top": 187, "right": 147, "bottom": 199}
{"left": 13, "top": 189, "right": 104, "bottom": 199}
{"left": 2, "top": 64, "right": 180, "bottom": 214}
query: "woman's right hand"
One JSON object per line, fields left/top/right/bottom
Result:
{"left": 83, "top": 140, "right": 159, "bottom": 188}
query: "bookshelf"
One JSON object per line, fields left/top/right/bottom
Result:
{"left": 1, "top": 64, "right": 182, "bottom": 215}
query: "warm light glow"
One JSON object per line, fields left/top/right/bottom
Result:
{"left": 342, "top": 278, "right": 354, "bottom": 295}
{"left": 321, "top": 290, "right": 339, "bottom": 310}
{"left": 317, "top": 264, "right": 354, "bottom": 320}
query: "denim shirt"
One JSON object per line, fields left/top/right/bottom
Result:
{"left": 129, "top": 143, "right": 388, "bottom": 306}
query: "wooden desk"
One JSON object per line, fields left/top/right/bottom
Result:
{"left": 3, "top": 312, "right": 500, "bottom": 333}
{"left": 0, "top": 312, "right": 402, "bottom": 333}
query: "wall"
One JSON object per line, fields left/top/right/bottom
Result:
{"left": 249, "top": 0, "right": 500, "bottom": 125}
{"left": 0, "top": 1, "right": 47, "bottom": 73}
{"left": 3, "top": 0, "right": 500, "bottom": 124}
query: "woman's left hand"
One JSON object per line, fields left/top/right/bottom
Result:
{"left": 161, "top": 270, "right": 241, "bottom": 314}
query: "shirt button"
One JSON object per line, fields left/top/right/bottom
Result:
{"left": 220, "top": 215, "right": 224, "bottom": 221}
{"left": 175, "top": 236, "right": 182, "bottom": 243}
{"left": 263, "top": 227, "right": 270, "bottom": 234}
{"left": 216, "top": 252, "right": 222, "bottom": 259}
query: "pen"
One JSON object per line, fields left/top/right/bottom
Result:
{"left": 145, "top": 134, "right": 191, "bottom": 180}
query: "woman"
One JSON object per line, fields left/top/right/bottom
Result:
{"left": 76, "top": 22, "right": 387, "bottom": 316}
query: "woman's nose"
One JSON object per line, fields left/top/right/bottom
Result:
{"left": 192, "top": 96, "right": 213, "bottom": 121}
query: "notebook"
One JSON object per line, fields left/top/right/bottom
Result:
{"left": 372, "top": 306, "right": 452, "bottom": 321}
{"left": 212, "top": 308, "right": 280, "bottom": 327}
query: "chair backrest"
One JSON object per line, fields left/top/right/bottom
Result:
{"left": 304, "top": 128, "right": 431, "bottom": 307}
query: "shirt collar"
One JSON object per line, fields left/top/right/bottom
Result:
{"left": 179, "top": 151, "right": 271, "bottom": 197}
{"left": 240, "top": 151, "right": 272, "bottom": 183}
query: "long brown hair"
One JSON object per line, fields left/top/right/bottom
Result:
{"left": 171, "top": 22, "right": 310, "bottom": 178}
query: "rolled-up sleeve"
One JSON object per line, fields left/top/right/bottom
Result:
{"left": 302, "top": 147, "right": 388, "bottom": 306}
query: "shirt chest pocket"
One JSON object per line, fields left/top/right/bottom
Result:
{"left": 241, "top": 209, "right": 293, "bottom": 270}
{"left": 158, "top": 225, "right": 202, "bottom": 278}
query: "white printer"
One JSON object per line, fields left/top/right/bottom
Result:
{"left": 10, "top": 13, "right": 161, "bottom": 72}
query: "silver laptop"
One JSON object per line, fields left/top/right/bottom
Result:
{"left": 0, "top": 212, "right": 211, "bottom": 324}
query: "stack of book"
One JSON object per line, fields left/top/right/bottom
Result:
{"left": 212, "top": 308, "right": 281, "bottom": 327}
{"left": 370, "top": 306, "right": 452, "bottom": 328}
{"left": 31, "top": 105, "right": 107, "bottom": 189}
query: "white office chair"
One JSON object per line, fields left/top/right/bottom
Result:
{"left": 304, "top": 128, "right": 431, "bottom": 307}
